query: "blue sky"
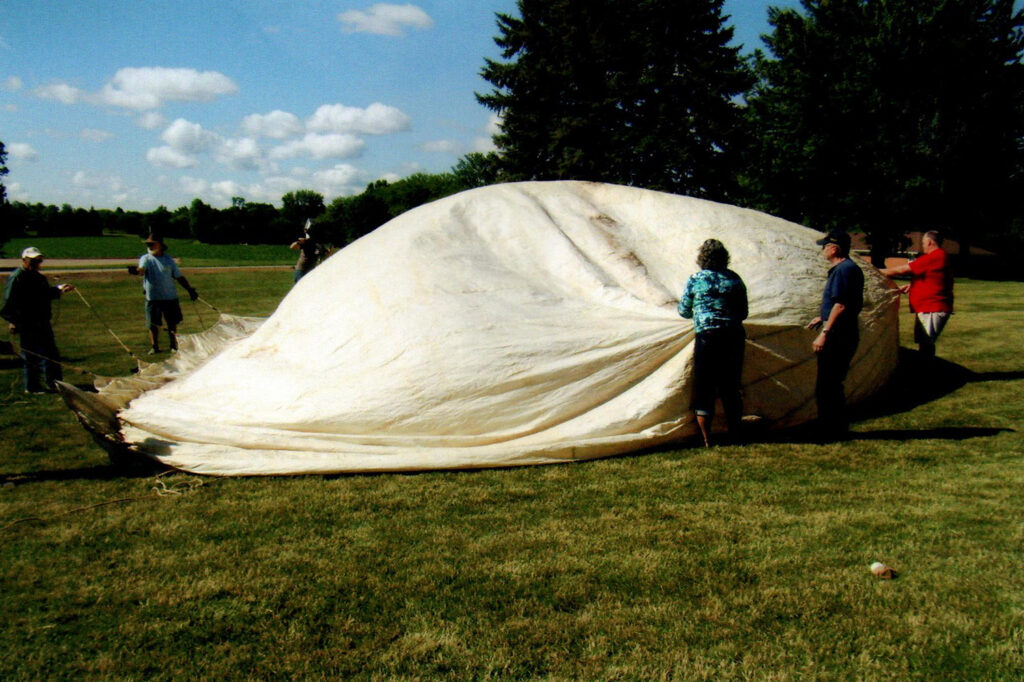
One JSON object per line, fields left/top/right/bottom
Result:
{"left": 1, "top": 1, "right": 798, "bottom": 211}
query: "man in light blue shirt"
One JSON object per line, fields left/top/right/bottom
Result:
{"left": 132, "top": 234, "right": 198, "bottom": 354}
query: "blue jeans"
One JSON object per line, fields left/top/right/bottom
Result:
{"left": 19, "top": 325, "right": 62, "bottom": 391}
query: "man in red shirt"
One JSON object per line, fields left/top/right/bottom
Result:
{"left": 880, "top": 230, "right": 954, "bottom": 360}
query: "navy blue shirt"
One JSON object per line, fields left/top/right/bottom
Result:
{"left": 820, "top": 258, "right": 864, "bottom": 335}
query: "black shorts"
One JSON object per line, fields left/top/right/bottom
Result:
{"left": 146, "top": 299, "right": 184, "bottom": 329}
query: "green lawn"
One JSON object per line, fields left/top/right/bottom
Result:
{"left": 1, "top": 273, "right": 1022, "bottom": 680}
{"left": 3, "top": 234, "right": 295, "bottom": 267}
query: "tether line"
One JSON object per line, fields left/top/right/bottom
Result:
{"left": 73, "top": 288, "right": 139, "bottom": 361}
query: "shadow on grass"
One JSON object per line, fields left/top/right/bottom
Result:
{"left": 762, "top": 348, "right": 1021, "bottom": 445}
{"left": 1, "top": 463, "right": 156, "bottom": 485}
{"left": 855, "top": 348, "right": 1024, "bottom": 419}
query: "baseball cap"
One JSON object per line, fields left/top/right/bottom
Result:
{"left": 21, "top": 246, "right": 43, "bottom": 260}
{"left": 815, "top": 231, "right": 851, "bottom": 250}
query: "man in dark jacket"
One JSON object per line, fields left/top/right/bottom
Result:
{"left": 806, "top": 231, "right": 864, "bottom": 439}
{"left": 1, "top": 247, "right": 75, "bottom": 393}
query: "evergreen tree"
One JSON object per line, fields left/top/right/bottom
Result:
{"left": 477, "top": 0, "right": 752, "bottom": 200}
{"left": 0, "top": 141, "right": 9, "bottom": 252}
{"left": 745, "top": 0, "right": 1024, "bottom": 263}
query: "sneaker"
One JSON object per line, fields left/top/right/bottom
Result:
{"left": 147, "top": 347, "right": 160, "bottom": 355}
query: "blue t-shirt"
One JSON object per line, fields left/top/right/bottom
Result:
{"left": 138, "top": 253, "right": 182, "bottom": 301}
{"left": 820, "top": 258, "right": 864, "bottom": 334}
{"left": 678, "top": 268, "right": 748, "bottom": 334}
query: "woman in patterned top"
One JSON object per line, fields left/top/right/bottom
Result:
{"left": 678, "top": 239, "right": 748, "bottom": 447}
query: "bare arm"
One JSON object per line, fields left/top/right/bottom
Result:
{"left": 879, "top": 263, "right": 911, "bottom": 277}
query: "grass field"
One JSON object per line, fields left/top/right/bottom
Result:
{"left": 1, "top": 265, "right": 1022, "bottom": 679}
{"left": 2, "top": 235, "right": 295, "bottom": 267}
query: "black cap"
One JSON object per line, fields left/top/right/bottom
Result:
{"left": 815, "top": 231, "right": 851, "bottom": 250}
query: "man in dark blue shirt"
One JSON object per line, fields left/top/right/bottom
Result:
{"left": 1, "top": 247, "right": 75, "bottom": 393}
{"left": 806, "top": 231, "right": 864, "bottom": 439}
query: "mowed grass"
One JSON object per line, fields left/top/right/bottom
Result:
{"left": 3, "top": 235, "right": 295, "bottom": 267}
{"left": 1, "top": 269, "right": 1022, "bottom": 680}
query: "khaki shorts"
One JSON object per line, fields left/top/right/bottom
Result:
{"left": 914, "top": 312, "right": 950, "bottom": 344}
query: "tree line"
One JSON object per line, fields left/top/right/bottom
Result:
{"left": 2, "top": 0, "right": 1022, "bottom": 261}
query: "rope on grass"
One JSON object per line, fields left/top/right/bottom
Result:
{"left": 73, "top": 288, "right": 139, "bottom": 362}
{"left": 0, "top": 473, "right": 205, "bottom": 531}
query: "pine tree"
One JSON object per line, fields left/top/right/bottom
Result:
{"left": 745, "top": 0, "right": 1024, "bottom": 263}
{"left": 477, "top": 0, "right": 752, "bottom": 200}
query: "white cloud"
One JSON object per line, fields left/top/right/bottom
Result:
{"left": 161, "top": 118, "right": 220, "bottom": 154}
{"left": 338, "top": 3, "right": 433, "bottom": 36}
{"left": 485, "top": 113, "right": 502, "bottom": 137}
{"left": 211, "top": 180, "right": 246, "bottom": 200}
{"left": 4, "top": 76, "right": 22, "bottom": 91}
{"left": 99, "top": 67, "right": 238, "bottom": 111}
{"left": 179, "top": 176, "right": 209, "bottom": 195}
{"left": 258, "top": 175, "right": 304, "bottom": 195}
{"left": 81, "top": 128, "right": 113, "bottom": 142}
{"left": 472, "top": 136, "right": 497, "bottom": 153}
{"left": 420, "top": 139, "right": 460, "bottom": 154}
{"left": 307, "top": 102, "right": 411, "bottom": 135}
{"left": 35, "top": 82, "right": 86, "bottom": 105}
{"left": 72, "top": 170, "right": 124, "bottom": 192}
{"left": 312, "top": 163, "right": 364, "bottom": 190}
{"left": 471, "top": 113, "right": 501, "bottom": 152}
{"left": 6, "top": 182, "right": 28, "bottom": 201}
{"left": 269, "top": 132, "right": 364, "bottom": 160}
{"left": 215, "top": 137, "right": 264, "bottom": 171}
{"left": 137, "top": 111, "right": 167, "bottom": 130}
{"left": 7, "top": 142, "right": 38, "bottom": 160}
{"left": 146, "top": 145, "right": 197, "bottom": 168}
{"left": 242, "top": 110, "right": 303, "bottom": 139}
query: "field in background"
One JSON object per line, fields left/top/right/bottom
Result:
{"left": 1, "top": 270, "right": 1022, "bottom": 679}
{"left": 2, "top": 235, "right": 296, "bottom": 267}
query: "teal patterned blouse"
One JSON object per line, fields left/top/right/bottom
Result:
{"left": 678, "top": 268, "right": 748, "bottom": 333}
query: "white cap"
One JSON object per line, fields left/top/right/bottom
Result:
{"left": 21, "top": 246, "right": 43, "bottom": 260}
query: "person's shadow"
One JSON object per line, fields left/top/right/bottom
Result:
{"left": 774, "top": 348, "right": 1020, "bottom": 444}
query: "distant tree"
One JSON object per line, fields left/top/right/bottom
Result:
{"left": 452, "top": 152, "right": 503, "bottom": 189}
{"left": 322, "top": 184, "right": 392, "bottom": 246}
{"left": 477, "top": 0, "right": 752, "bottom": 199}
{"left": 280, "top": 190, "right": 326, "bottom": 234}
{"left": 0, "top": 140, "right": 8, "bottom": 206}
{"left": 0, "top": 141, "right": 9, "bottom": 252}
{"left": 380, "top": 173, "right": 463, "bottom": 217}
{"left": 188, "top": 199, "right": 216, "bottom": 242}
{"left": 744, "top": 0, "right": 1024, "bottom": 264}
{"left": 167, "top": 205, "right": 191, "bottom": 238}
{"left": 144, "top": 206, "right": 172, "bottom": 239}
{"left": 242, "top": 202, "right": 281, "bottom": 244}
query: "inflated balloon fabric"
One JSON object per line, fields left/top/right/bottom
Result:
{"left": 98, "top": 182, "right": 899, "bottom": 474}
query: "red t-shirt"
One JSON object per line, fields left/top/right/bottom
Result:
{"left": 907, "top": 248, "right": 953, "bottom": 313}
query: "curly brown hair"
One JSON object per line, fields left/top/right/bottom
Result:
{"left": 696, "top": 238, "right": 729, "bottom": 270}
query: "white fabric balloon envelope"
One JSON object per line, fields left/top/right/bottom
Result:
{"left": 61, "top": 181, "right": 899, "bottom": 475}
